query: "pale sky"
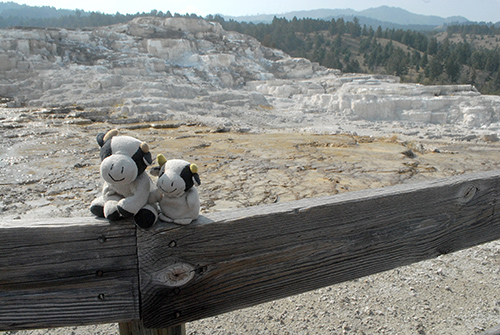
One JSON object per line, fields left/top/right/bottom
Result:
{"left": 14, "top": 0, "right": 500, "bottom": 23}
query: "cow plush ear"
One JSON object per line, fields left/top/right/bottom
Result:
{"left": 190, "top": 164, "right": 201, "bottom": 186}
{"left": 192, "top": 174, "right": 201, "bottom": 187}
{"left": 143, "top": 152, "right": 153, "bottom": 166}
{"left": 140, "top": 142, "right": 153, "bottom": 166}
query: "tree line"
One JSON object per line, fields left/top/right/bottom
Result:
{"left": 0, "top": 8, "right": 200, "bottom": 29}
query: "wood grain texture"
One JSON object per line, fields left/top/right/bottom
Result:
{"left": 0, "top": 217, "right": 139, "bottom": 331}
{"left": 137, "top": 169, "right": 500, "bottom": 328}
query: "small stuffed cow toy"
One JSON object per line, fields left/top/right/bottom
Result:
{"left": 149, "top": 154, "right": 201, "bottom": 225}
{"left": 90, "top": 129, "right": 158, "bottom": 228}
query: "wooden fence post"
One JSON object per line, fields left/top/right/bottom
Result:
{"left": 119, "top": 321, "right": 185, "bottom": 335}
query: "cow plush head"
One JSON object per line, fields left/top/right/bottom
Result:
{"left": 150, "top": 154, "right": 201, "bottom": 198}
{"left": 97, "top": 129, "right": 153, "bottom": 185}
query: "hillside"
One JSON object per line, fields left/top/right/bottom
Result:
{"left": 0, "top": 3, "right": 472, "bottom": 29}
{"left": 215, "top": 16, "right": 500, "bottom": 95}
{"left": 357, "top": 6, "right": 468, "bottom": 26}
{"left": 436, "top": 31, "right": 500, "bottom": 49}
{"left": 0, "top": 1, "right": 140, "bottom": 28}
{"left": 1, "top": 2, "right": 499, "bottom": 94}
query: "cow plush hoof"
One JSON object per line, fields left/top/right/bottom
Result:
{"left": 106, "top": 210, "right": 122, "bottom": 221}
{"left": 134, "top": 208, "right": 157, "bottom": 229}
{"left": 90, "top": 204, "right": 105, "bottom": 218}
{"left": 117, "top": 206, "right": 134, "bottom": 218}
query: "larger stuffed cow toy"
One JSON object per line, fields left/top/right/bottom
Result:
{"left": 90, "top": 129, "right": 158, "bottom": 228}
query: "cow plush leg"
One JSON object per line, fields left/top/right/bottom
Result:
{"left": 104, "top": 198, "right": 122, "bottom": 221}
{"left": 90, "top": 196, "right": 105, "bottom": 218}
{"left": 134, "top": 204, "right": 158, "bottom": 229}
{"left": 159, "top": 213, "right": 174, "bottom": 223}
{"left": 173, "top": 218, "right": 193, "bottom": 225}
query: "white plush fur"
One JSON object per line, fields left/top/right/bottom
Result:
{"left": 109, "top": 136, "right": 141, "bottom": 157}
{"left": 101, "top": 173, "right": 154, "bottom": 215}
{"left": 151, "top": 187, "right": 200, "bottom": 225}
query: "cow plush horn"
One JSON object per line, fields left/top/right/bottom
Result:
{"left": 157, "top": 154, "right": 167, "bottom": 167}
{"left": 140, "top": 142, "right": 149, "bottom": 153}
{"left": 103, "top": 128, "right": 118, "bottom": 142}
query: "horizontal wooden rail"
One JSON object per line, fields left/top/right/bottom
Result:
{"left": 1, "top": 169, "right": 500, "bottom": 330}
{"left": 0, "top": 218, "right": 139, "bottom": 330}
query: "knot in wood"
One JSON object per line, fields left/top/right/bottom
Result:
{"left": 161, "top": 263, "right": 195, "bottom": 287}
{"left": 459, "top": 184, "right": 478, "bottom": 204}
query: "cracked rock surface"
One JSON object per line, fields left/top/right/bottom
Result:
{"left": 1, "top": 17, "right": 500, "bottom": 133}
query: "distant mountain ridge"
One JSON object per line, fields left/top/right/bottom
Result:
{"left": 358, "top": 6, "right": 468, "bottom": 26}
{"left": 225, "top": 6, "right": 471, "bottom": 30}
{"left": 0, "top": 2, "right": 485, "bottom": 31}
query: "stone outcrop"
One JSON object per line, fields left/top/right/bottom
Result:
{"left": 0, "top": 17, "right": 330, "bottom": 107}
{"left": 0, "top": 17, "right": 500, "bottom": 131}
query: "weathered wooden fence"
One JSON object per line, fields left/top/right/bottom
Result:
{"left": 2, "top": 169, "right": 500, "bottom": 334}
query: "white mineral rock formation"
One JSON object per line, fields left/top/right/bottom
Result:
{"left": 0, "top": 17, "right": 499, "bottom": 133}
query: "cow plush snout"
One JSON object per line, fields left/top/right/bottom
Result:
{"left": 100, "top": 154, "right": 138, "bottom": 185}
{"left": 158, "top": 171, "right": 186, "bottom": 197}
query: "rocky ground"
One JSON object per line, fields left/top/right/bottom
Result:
{"left": 1, "top": 105, "right": 500, "bottom": 335}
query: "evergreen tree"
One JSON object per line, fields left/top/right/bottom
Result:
{"left": 427, "top": 37, "right": 439, "bottom": 55}
{"left": 386, "top": 48, "right": 409, "bottom": 76}
{"left": 445, "top": 55, "right": 461, "bottom": 82}
{"left": 336, "top": 18, "right": 345, "bottom": 36}
{"left": 348, "top": 17, "right": 361, "bottom": 38}
{"left": 427, "top": 56, "right": 443, "bottom": 79}
{"left": 420, "top": 52, "right": 429, "bottom": 69}
{"left": 324, "top": 51, "right": 342, "bottom": 69}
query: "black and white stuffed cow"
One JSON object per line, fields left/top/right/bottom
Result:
{"left": 149, "top": 154, "right": 201, "bottom": 225}
{"left": 90, "top": 129, "right": 158, "bottom": 228}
